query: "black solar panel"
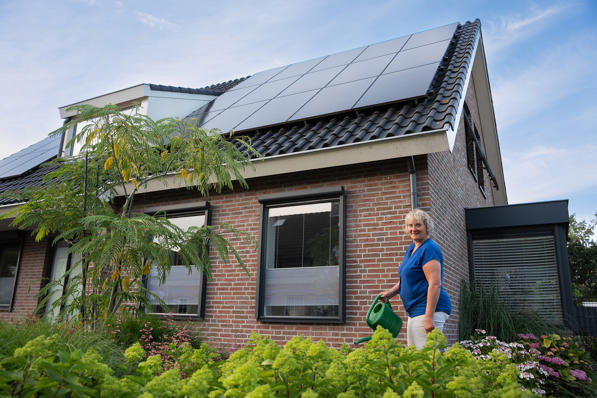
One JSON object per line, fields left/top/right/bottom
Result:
{"left": 198, "top": 22, "right": 458, "bottom": 133}
{"left": 0, "top": 136, "right": 61, "bottom": 179}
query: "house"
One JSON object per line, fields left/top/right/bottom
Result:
{"left": 0, "top": 20, "right": 583, "bottom": 345}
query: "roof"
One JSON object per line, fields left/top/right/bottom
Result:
{"left": 229, "top": 20, "right": 480, "bottom": 158}
{"left": 148, "top": 77, "right": 251, "bottom": 96}
{"left": 0, "top": 77, "right": 251, "bottom": 197}
{"left": 0, "top": 164, "right": 60, "bottom": 205}
{"left": 1, "top": 21, "right": 485, "bottom": 204}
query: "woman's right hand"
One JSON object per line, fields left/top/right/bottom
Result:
{"left": 380, "top": 291, "right": 392, "bottom": 303}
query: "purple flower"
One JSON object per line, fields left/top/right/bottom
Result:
{"left": 539, "top": 364, "right": 560, "bottom": 378}
{"left": 571, "top": 369, "right": 589, "bottom": 382}
{"left": 541, "top": 356, "right": 566, "bottom": 366}
{"left": 529, "top": 343, "right": 540, "bottom": 349}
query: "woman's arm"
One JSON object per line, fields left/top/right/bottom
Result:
{"left": 381, "top": 280, "right": 400, "bottom": 303}
{"left": 422, "top": 259, "right": 442, "bottom": 333}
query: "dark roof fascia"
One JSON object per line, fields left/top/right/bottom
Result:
{"left": 465, "top": 200, "right": 570, "bottom": 230}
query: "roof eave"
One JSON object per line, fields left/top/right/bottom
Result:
{"left": 114, "top": 127, "right": 451, "bottom": 196}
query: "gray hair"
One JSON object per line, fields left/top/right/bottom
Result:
{"left": 405, "top": 209, "right": 434, "bottom": 235}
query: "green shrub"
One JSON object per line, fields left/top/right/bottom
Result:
{"left": 0, "top": 316, "right": 124, "bottom": 368}
{"left": 0, "top": 327, "right": 532, "bottom": 397}
{"left": 459, "top": 280, "right": 562, "bottom": 341}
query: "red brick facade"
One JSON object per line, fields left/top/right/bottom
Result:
{"left": 1, "top": 235, "right": 52, "bottom": 320}
{"left": 1, "top": 77, "right": 497, "bottom": 348}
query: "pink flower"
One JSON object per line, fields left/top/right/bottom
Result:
{"left": 571, "top": 369, "right": 590, "bottom": 382}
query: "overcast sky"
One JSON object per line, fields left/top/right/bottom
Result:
{"left": 1, "top": 0, "right": 596, "bottom": 225}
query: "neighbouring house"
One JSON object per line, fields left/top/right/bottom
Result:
{"left": 0, "top": 20, "right": 587, "bottom": 345}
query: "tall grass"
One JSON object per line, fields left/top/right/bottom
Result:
{"left": 0, "top": 317, "right": 125, "bottom": 367}
{"left": 458, "top": 280, "right": 563, "bottom": 341}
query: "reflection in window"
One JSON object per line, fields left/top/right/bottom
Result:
{"left": 0, "top": 245, "right": 20, "bottom": 307}
{"left": 147, "top": 213, "right": 206, "bottom": 316}
{"left": 263, "top": 201, "right": 340, "bottom": 318}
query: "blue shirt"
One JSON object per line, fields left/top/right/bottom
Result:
{"left": 398, "top": 238, "right": 452, "bottom": 317}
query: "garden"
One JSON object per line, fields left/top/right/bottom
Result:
{"left": 0, "top": 313, "right": 596, "bottom": 397}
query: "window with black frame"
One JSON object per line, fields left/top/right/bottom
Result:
{"left": 146, "top": 209, "right": 208, "bottom": 318}
{"left": 0, "top": 240, "right": 22, "bottom": 311}
{"left": 257, "top": 187, "right": 345, "bottom": 323}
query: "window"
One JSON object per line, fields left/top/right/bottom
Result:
{"left": 256, "top": 186, "right": 346, "bottom": 323}
{"left": 464, "top": 103, "right": 487, "bottom": 196}
{"left": 0, "top": 237, "right": 22, "bottom": 311}
{"left": 472, "top": 234, "right": 563, "bottom": 323}
{"left": 45, "top": 241, "right": 82, "bottom": 317}
{"left": 145, "top": 204, "right": 210, "bottom": 318}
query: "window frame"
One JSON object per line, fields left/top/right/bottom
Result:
{"left": 144, "top": 202, "right": 211, "bottom": 320}
{"left": 0, "top": 231, "right": 24, "bottom": 312}
{"left": 463, "top": 105, "right": 488, "bottom": 198}
{"left": 255, "top": 186, "right": 346, "bottom": 324}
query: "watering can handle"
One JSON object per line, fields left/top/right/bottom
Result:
{"left": 367, "top": 294, "right": 393, "bottom": 321}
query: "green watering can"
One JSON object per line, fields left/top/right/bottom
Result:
{"left": 355, "top": 294, "right": 403, "bottom": 345}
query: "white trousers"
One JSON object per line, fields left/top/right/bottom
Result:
{"left": 407, "top": 311, "right": 450, "bottom": 349}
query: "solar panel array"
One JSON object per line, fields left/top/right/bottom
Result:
{"left": 199, "top": 23, "right": 458, "bottom": 133}
{"left": 0, "top": 135, "right": 61, "bottom": 179}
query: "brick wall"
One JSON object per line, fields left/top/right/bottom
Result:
{"left": 131, "top": 156, "right": 431, "bottom": 348}
{"left": 427, "top": 75, "right": 496, "bottom": 342}
{"left": 0, "top": 235, "right": 52, "bottom": 320}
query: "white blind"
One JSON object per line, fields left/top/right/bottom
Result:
{"left": 472, "top": 235, "right": 562, "bottom": 322}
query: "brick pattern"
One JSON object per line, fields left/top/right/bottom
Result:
{"left": 427, "top": 75, "right": 495, "bottom": 342}
{"left": 126, "top": 157, "right": 429, "bottom": 348}
{"left": 0, "top": 235, "right": 52, "bottom": 320}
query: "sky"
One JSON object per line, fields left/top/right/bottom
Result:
{"left": 1, "top": 0, "right": 596, "bottom": 227}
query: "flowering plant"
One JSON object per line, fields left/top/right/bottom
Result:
{"left": 460, "top": 330, "right": 597, "bottom": 397}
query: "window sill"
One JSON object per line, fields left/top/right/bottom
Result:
{"left": 257, "top": 316, "right": 345, "bottom": 324}
{"left": 478, "top": 185, "right": 487, "bottom": 199}
{"left": 146, "top": 313, "right": 204, "bottom": 321}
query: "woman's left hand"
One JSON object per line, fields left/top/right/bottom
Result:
{"left": 424, "top": 317, "right": 435, "bottom": 333}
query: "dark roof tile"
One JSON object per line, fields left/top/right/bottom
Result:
{"left": 231, "top": 20, "right": 480, "bottom": 159}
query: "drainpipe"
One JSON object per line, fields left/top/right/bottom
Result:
{"left": 406, "top": 156, "right": 418, "bottom": 210}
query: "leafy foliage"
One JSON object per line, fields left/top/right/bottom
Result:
{"left": 0, "top": 327, "right": 535, "bottom": 397}
{"left": 458, "top": 280, "right": 562, "bottom": 342}
{"left": 568, "top": 213, "right": 597, "bottom": 304}
{"left": 460, "top": 329, "right": 597, "bottom": 397}
{"left": 0, "top": 104, "right": 260, "bottom": 324}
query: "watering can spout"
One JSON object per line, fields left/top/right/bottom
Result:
{"left": 354, "top": 294, "right": 403, "bottom": 345}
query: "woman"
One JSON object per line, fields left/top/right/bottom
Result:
{"left": 380, "top": 209, "right": 451, "bottom": 349}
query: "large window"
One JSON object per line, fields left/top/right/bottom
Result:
{"left": 146, "top": 205, "right": 209, "bottom": 318}
{"left": 0, "top": 237, "right": 22, "bottom": 311}
{"left": 256, "top": 186, "right": 346, "bottom": 323}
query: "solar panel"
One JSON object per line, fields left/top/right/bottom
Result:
{"left": 289, "top": 78, "right": 376, "bottom": 121}
{"left": 201, "top": 101, "right": 267, "bottom": 133}
{"left": 269, "top": 57, "right": 326, "bottom": 81}
{"left": 235, "top": 91, "right": 319, "bottom": 131}
{"left": 328, "top": 54, "right": 394, "bottom": 86}
{"left": 228, "top": 65, "right": 290, "bottom": 91}
{"left": 401, "top": 22, "right": 458, "bottom": 50}
{"left": 353, "top": 35, "right": 410, "bottom": 62}
{"left": 198, "top": 23, "right": 458, "bottom": 133}
{"left": 355, "top": 63, "right": 440, "bottom": 108}
{"left": 233, "top": 76, "right": 301, "bottom": 107}
{"left": 0, "top": 135, "right": 61, "bottom": 179}
{"left": 384, "top": 40, "right": 450, "bottom": 74}
{"left": 278, "top": 66, "right": 344, "bottom": 96}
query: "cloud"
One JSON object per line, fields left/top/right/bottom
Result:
{"left": 484, "top": 3, "right": 573, "bottom": 53}
{"left": 115, "top": 1, "right": 124, "bottom": 11}
{"left": 503, "top": 144, "right": 597, "bottom": 204}
{"left": 76, "top": 0, "right": 98, "bottom": 5}
{"left": 492, "top": 31, "right": 597, "bottom": 129}
{"left": 135, "top": 11, "right": 177, "bottom": 30}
